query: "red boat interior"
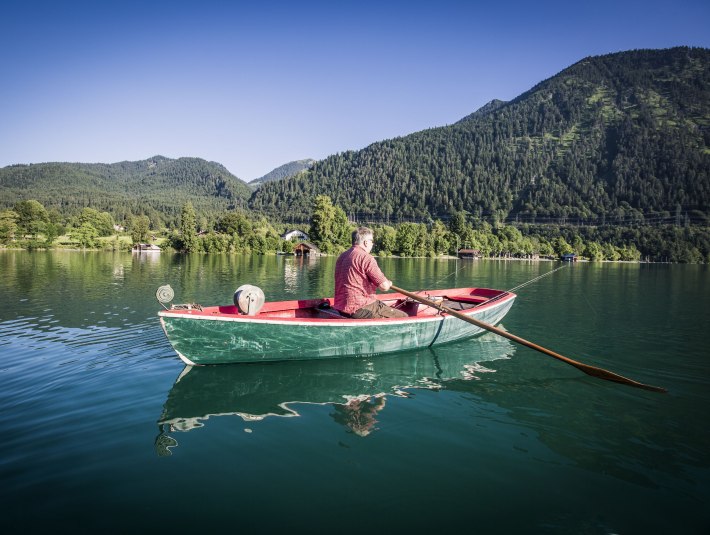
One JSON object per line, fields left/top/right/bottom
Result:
{"left": 172, "top": 288, "right": 510, "bottom": 321}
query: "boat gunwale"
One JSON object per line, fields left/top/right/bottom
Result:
{"left": 158, "top": 288, "right": 517, "bottom": 328}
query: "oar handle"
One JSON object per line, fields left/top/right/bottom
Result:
{"left": 390, "top": 285, "right": 667, "bottom": 393}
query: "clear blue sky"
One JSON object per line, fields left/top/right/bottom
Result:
{"left": 1, "top": 0, "right": 708, "bottom": 182}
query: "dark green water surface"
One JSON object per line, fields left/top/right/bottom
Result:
{"left": 1, "top": 251, "right": 708, "bottom": 534}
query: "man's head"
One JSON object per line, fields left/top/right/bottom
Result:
{"left": 352, "top": 226, "right": 374, "bottom": 252}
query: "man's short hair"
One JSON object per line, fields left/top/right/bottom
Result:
{"left": 352, "top": 226, "right": 374, "bottom": 246}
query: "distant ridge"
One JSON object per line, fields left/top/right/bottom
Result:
{"left": 249, "top": 159, "right": 315, "bottom": 187}
{"left": 0, "top": 156, "right": 251, "bottom": 222}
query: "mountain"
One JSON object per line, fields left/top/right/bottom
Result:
{"left": 3, "top": 48, "right": 708, "bottom": 229}
{"left": 0, "top": 156, "right": 251, "bottom": 222}
{"left": 457, "top": 99, "right": 507, "bottom": 121}
{"left": 249, "top": 159, "right": 316, "bottom": 187}
{"left": 249, "top": 47, "right": 710, "bottom": 224}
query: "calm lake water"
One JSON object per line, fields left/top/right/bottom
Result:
{"left": 1, "top": 250, "right": 708, "bottom": 534}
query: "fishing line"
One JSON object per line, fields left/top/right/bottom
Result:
{"left": 428, "top": 256, "right": 473, "bottom": 288}
{"left": 395, "top": 260, "right": 567, "bottom": 311}
{"left": 435, "top": 256, "right": 570, "bottom": 295}
{"left": 506, "top": 262, "right": 569, "bottom": 294}
{"left": 471, "top": 262, "right": 569, "bottom": 308}
{"left": 579, "top": 290, "right": 598, "bottom": 318}
{"left": 392, "top": 257, "right": 472, "bottom": 310}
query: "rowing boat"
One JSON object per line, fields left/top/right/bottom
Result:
{"left": 157, "top": 286, "right": 516, "bottom": 365}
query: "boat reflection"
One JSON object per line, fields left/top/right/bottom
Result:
{"left": 155, "top": 332, "right": 515, "bottom": 454}
{"left": 330, "top": 394, "right": 388, "bottom": 437}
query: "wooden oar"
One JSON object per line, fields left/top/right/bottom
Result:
{"left": 390, "top": 285, "right": 667, "bottom": 393}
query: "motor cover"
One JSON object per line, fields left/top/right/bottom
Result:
{"left": 233, "top": 285, "right": 265, "bottom": 315}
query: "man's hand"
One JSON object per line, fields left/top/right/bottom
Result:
{"left": 379, "top": 279, "right": 392, "bottom": 291}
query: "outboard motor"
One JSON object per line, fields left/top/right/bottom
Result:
{"left": 233, "top": 284, "right": 265, "bottom": 315}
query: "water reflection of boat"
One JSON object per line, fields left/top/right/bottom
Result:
{"left": 155, "top": 333, "right": 515, "bottom": 453}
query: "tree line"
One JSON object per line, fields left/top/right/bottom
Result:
{"left": 8, "top": 196, "right": 707, "bottom": 263}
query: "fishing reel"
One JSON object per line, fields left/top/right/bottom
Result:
{"left": 234, "top": 284, "right": 265, "bottom": 315}
{"left": 155, "top": 284, "right": 202, "bottom": 311}
{"left": 156, "top": 284, "right": 175, "bottom": 310}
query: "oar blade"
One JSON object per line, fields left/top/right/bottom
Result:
{"left": 576, "top": 364, "right": 668, "bottom": 393}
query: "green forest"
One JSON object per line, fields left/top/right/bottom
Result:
{"left": 0, "top": 156, "right": 252, "bottom": 229}
{"left": 250, "top": 47, "right": 709, "bottom": 224}
{"left": 1, "top": 47, "right": 709, "bottom": 262}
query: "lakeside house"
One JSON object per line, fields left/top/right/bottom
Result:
{"left": 282, "top": 230, "right": 309, "bottom": 241}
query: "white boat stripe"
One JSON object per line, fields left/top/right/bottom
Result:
{"left": 157, "top": 296, "right": 513, "bottom": 328}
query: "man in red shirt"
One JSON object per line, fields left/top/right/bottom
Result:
{"left": 334, "top": 227, "right": 408, "bottom": 319}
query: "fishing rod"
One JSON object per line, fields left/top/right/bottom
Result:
{"left": 507, "top": 262, "right": 569, "bottom": 293}
{"left": 398, "top": 260, "right": 568, "bottom": 310}
{"left": 471, "top": 262, "right": 569, "bottom": 309}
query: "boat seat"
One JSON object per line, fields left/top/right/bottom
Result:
{"left": 441, "top": 298, "right": 480, "bottom": 311}
{"left": 316, "top": 301, "right": 350, "bottom": 319}
{"left": 318, "top": 308, "right": 351, "bottom": 319}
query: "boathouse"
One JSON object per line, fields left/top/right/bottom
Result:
{"left": 293, "top": 242, "right": 321, "bottom": 256}
{"left": 458, "top": 248, "right": 481, "bottom": 259}
{"left": 132, "top": 243, "right": 161, "bottom": 252}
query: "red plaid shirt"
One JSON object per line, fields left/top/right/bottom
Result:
{"left": 334, "top": 245, "right": 388, "bottom": 314}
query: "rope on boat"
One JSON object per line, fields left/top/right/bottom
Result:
{"left": 171, "top": 303, "right": 203, "bottom": 311}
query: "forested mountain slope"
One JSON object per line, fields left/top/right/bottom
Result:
{"left": 249, "top": 47, "right": 710, "bottom": 224}
{"left": 0, "top": 156, "right": 251, "bottom": 223}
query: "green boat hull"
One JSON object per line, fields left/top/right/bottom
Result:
{"left": 159, "top": 296, "right": 515, "bottom": 365}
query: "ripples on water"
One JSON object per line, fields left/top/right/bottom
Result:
{"left": 1, "top": 251, "right": 708, "bottom": 533}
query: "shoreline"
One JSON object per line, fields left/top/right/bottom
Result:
{"left": 0, "top": 247, "right": 682, "bottom": 264}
